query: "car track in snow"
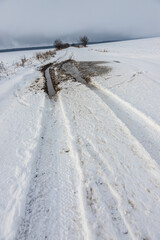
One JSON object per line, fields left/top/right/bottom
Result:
{"left": 16, "top": 97, "right": 89, "bottom": 240}
{"left": 52, "top": 57, "right": 160, "bottom": 239}
{"left": 58, "top": 79, "right": 160, "bottom": 239}
{"left": 59, "top": 93, "right": 131, "bottom": 239}
{"left": 16, "top": 55, "right": 160, "bottom": 240}
{"left": 87, "top": 81, "right": 160, "bottom": 165}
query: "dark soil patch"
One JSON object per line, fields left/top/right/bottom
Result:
{"left": 41, "top": 59, "right": 111, "bottom": 96}
{"left": 39, "top": 63, "right": 53, "bottom": 94}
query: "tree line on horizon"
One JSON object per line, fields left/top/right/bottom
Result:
{"left": 54, "top": 35, "right": 89, "bottom": 50}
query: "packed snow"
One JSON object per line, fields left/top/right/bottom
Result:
{"left": 0, "top": 37, "right": 160, "bottom": 240}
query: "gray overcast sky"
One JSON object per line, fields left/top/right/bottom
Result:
{"left": 0, "top": 0, "right": 160, "bottom": 48}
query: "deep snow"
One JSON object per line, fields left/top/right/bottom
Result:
{"left": 0, "top": 37, "right": 160, "bottom": 240}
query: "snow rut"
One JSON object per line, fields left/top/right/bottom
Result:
{"left": 59, "top": 88, "right": 133, "bottom": 239}
{"left": 59, "top": 96, "right": 91, "bottom": 240}
{"left": 16, "top": 100, "right": 58, "bottom": 240}
{"left": 16, "top": 98, "right": 87, "bottom": 240}
{"left": 15, "top": 58, "right": 160, "bottom": 240}
{"left": 88, "top": 81, "right": 160, "bottom": 165}
{"left": 58, "top": 78, "right": 160, "bottom": 240}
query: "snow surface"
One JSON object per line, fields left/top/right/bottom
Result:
{"left": 0, "top": 37, "right": 160, "bottom": 240}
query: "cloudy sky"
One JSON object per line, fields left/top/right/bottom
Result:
{"left": 0, "top": 0, "right": 160, "bottom": 48}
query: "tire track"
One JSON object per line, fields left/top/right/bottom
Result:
{"left": 59, "top": 90, "right": 133, "bottom": 239}
{"left": 58, "top": 76, "right": 160, "bottom": 239}
{"left": 87, "top": 81, "right": 160, "bottom": 165}
{"left": 90, "top": 81, "right": 160, "bottom": 133}
{"left": 59, "top": 95, "right": 92, "bottom": 240}
{"left": 16, "top": 100, "right": 59, "bottom": 240}
{"left": 16, "top": 57, "right": 160, "bottom": 240}
{"left": 16, "top": 97, "right": 87, "bottom": 240}
{"left": 78, "top": 137, "right": 133, "bottom": 240}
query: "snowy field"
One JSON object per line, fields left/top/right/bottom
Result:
{"left": 0, "top": 37, "right": 160, "bottom": 240}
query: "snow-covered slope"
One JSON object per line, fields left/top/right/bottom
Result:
{"left": 0, "top": 37, "right": 160, "bottom": 240}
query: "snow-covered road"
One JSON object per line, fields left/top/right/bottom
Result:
{"left": 1, "top": 38, "right": 160, "bottom": 240}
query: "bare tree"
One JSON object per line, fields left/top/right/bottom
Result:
{"left": 79, "top": 35, "right": 89, "bottom": 47}
{"left": 54, "top": 40, "right": 70, "bottom": 50}
{"left": 54, "top": 39, "right": 63, "bottom": 50}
